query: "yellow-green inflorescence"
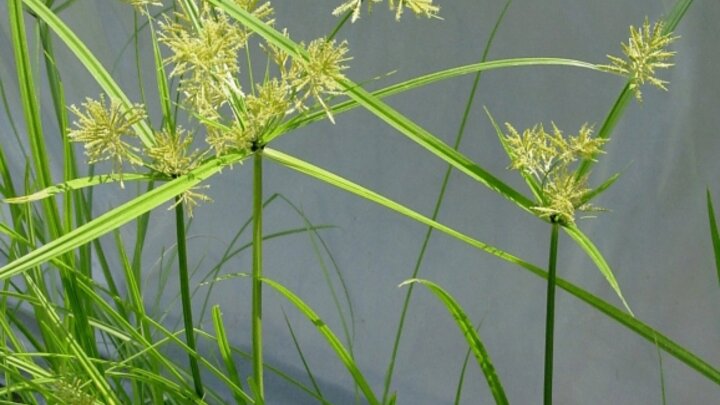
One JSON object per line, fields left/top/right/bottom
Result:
{"left": 504, "top": 122, "right": 607, "bottom": 225}
{"left": 68, "top": 96, "right": 146, "bottom": 183}
{"left": 602, "top": 17, "right": 678, "bottom": 102}
{"left": 334, "top": 0, "right": 440, "bottom": 22}
{"left": 68, "top": 0, "right": 360, "bottom": 216}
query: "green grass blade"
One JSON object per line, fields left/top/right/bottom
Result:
{"left": 0, "top": 152, "right": 247, "bottom": 281}
{"left": 9, "top": 0, "right": 53, "bottom": 190}
{"left": 579, "top": 172, "right": 622, "bottom": 206}
{"left": 212, "top": 305, "right": 247, "bottom": 405}
{"left": 706, "top": 189, "right": 720, "bottom": 285}
{"left": 382, "top": 3, "right": 512, "bottom": 401}
{"left": 261, "top": 277, "right": 379, "bottom": 405}
{"left": 281, "top": 310, "right": 324, "bottom": 400}
{"left": 25, "top": 280, "right": 120, "bottom": 404}
{"left": 277, "top": 56, "right": 604, "bottom": 141}
{"left": 3, "top": 173, "right": 157, "bottom": 203}
{"left": 23, "top": 0, "right": 154, "bottom": 146}
{"left": 453, "top": 321, "right": 483, "bottom": 405}
{"left": 148, "top": 18, "right": 175, "bottom": 132}
{"left": 263, "top": 147, "right": 720, "bottom": 385}
{"left": 276, "top": 195, "right": 355, "bottom": 352}
{"left": 563, "top": 224, "right": 633, "bottom": 315}
{"left": 400, "top": 279, "right": 508, "bottom": 405}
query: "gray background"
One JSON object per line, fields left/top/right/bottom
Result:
{"left": 1, "top": 0, "right": 719, "bottom": 403}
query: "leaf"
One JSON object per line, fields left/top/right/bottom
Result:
{"left": 563, "top": 224, "right": 633, "bottom": 315}
{"left": 0, "top": 153, "right": 247, "bottom": 282}
{"left": 706, "top": 189, "right": 720, "bottom": 286}
{"left": 261, "top": 277, "right": 380, "bottom": 405}
{"left": 400, "top": 279, "right": 508, "bottom": 405}
{"left": 212, "top": 306, "right": 247, "bottom": 405}
{"left": 277, "top": 57, "right": 603, "bottom": 141}
{"left": 3, "top": 173, "right": 157, "bottom": 204}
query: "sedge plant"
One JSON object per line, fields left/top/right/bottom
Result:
{"left": 0, "top": 0, "right": 718, "bottom": 403}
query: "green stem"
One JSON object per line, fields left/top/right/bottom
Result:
{"left": 175, "top": 198, "right": 204, "bottom": 399}
{"left": 252, "top": 151, "right": 265, "bottom": 403}
{"left": 544, "top": 222, "right": 559, "bottom": 405}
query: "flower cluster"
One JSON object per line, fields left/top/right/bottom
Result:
{"left": 68, "top": 0, "right": 362, "bottom": 215}
{"left": 159, "top": 6, "right": 248, "bottom": 117}
{"left": 333, "top": 0, "right": 440, "bottom": 22}
{"left": 504, "top": 123, "right": 607, "bottom": 224}
{"left": 601, "top": 18, "right": 678, "bottom": 102}
{"left": 68, "top": 96, "right": 146, "bottom": 182}
{"left": 289, "top": 39, "right": 351, "bottom": 122}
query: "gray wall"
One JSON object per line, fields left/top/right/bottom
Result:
{"left": 1, "top": 0, "right": 719, "bottom": 403}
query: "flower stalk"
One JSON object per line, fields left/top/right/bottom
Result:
{"left": 252, "top": 150, "right": 265, "bottom": 402}
{"left": 174, "top": 199, "right": 204, "bottom": 399}
{"left": 543, "top": 221, "right": 560, "bottom": 405}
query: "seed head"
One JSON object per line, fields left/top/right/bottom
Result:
{"left": 147, "top": 128, "right": 212, "bottom": 216}
{"left": 206, "top": 121, "right": 254, "bottom": 156}
{"left": 504, "top": 122, "right": 607, "bottom": 224}
{"left": 159, "top": 6, "right": 246, "bottom": 115}
{"left": 68, "top": 96, "right": 146, "bottom": 182}
{"left": 146, "top": 127, "right": 204, "bottom": 177}
{"left": 206, "top": 79, "right": 291, "bottom": 155}
{"left": 289, "top": 39, "right": 351, "bottom": 123}
{"left": 601, "top": 17, "right": 678, "bottom": 102}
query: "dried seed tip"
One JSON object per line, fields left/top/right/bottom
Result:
{"left": 68, "top": 95, "right": 146, "bottom": 181}
{"left": 390, "top": 0, "right": 440, "bottom": 21}
{"left": 289, "top": 38, "right": 351, "bottom": 122}
{"left": 230, "top": 0, "right": 275, "bottom": 23}
{"left": 600, "top": 17, "right": 678, "bottom": 102}
{"left": 335, "top": 0, "right": 439, "bottom": 22}
{"left": 122, "top": 0, "right": 162, "bottom": 13}
{"left": 333, "top": 0, "right": 382, "bottom": 22}
{"left": 504, "top": 122, "right": 608, "bottom": 224}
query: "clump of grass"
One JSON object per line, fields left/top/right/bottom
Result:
{"left": 1, "top": 0, "right": 715, "bottom": 404}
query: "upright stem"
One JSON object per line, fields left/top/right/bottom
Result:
{"left": 175, "top": 198, "right": 204, "bottom": 399}
{"left": 252, "top": 151, "right": 265, "bottom": 402}
{"left": 543, "top": 222, "right": 560, "bottom": 405}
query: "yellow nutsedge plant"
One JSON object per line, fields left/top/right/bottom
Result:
{"left": 601, "top": 17, "right": 678, "bottom": 102}
{"left": 503, "top": 122, "right": 607, "bottom": 225}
